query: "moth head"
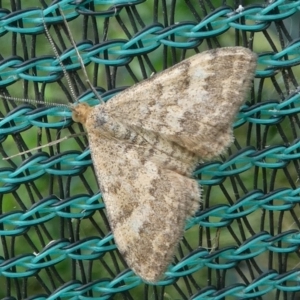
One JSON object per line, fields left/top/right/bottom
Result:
{"left": 72, "top": 102, "right": 93, "bottom": 125}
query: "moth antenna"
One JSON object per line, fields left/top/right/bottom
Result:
{"left": 41, "top": 10, "right": 77, "bottom": 103}
{"left": 2, "top": 133, "right": 86, "bottom": 160}
{"left": 0, "top": 94, "right": 70, "bottom": 108}
{"left": 58, "top": 6, "right": 104, "bottom": 105}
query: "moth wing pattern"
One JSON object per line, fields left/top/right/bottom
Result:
{"left": 85, "top": 130, "right": 201, "bottom": 282}
{"left": 103, "top": 47, "right": 257, "bottom": 160}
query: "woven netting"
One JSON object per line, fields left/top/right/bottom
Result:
{"left": 1, "top": 0, "right": 300, "bottom": 299}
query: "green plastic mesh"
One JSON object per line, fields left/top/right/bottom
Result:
{"left": 1, "top": 0, "right": 300, "bottom": 299}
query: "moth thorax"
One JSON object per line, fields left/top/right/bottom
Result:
{"left": 72, "top": 102, "right": 93, "bottom": 125}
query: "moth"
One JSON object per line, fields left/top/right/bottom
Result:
{"left": 71, "top": 47, "right": 257, "bottom": 282}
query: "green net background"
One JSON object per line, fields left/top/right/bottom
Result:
{"left": 1, "top": 0, "right": 300, "bottom": 299}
